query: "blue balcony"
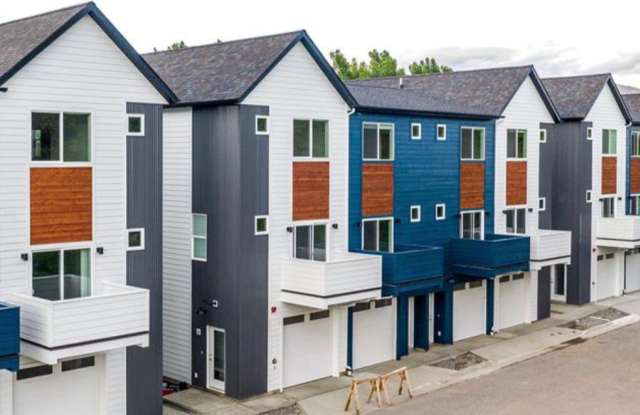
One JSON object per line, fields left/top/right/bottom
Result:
{"left": 361, "top": 244, "right": 445, "bottom": 296}
{"left": 0, "top": 302, "right": 20, "bottom": 372}
{"left": 449, "top": 234, "right": 530, "bottom": 278}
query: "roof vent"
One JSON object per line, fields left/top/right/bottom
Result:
{"left": 399, "top": 77, "right": 404, "bottom": 89}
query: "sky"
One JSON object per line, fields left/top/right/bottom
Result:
{"left": 5, "top": 0, "right": 640, "bottom": 87}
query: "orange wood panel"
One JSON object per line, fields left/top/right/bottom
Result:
{"left": 460, "top": 162, "right": 485, "bottom": 210}
{"left": 601, "top": 157, "right": 617, "bottom": 195}
{"left": 292, "top": 162, "right": 330, "bottom": 221}
{"left": 631, "top": 158, "right": 640, "bottom": 194}
{"left": 30, "top": 167, "right": 92, "bottom": 245}
{"left": 362, "top": 163, "right": 394, "bottom": 217}
{"left": 506, "top": 161, "right": 527, "bottom": 206}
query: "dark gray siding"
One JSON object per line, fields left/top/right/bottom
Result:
{"left": 540, "top": 121, "right": 592, "bottom": 305}
{"left": 126, "top": 103, "right": 164, "bottom": 415}
{"left": 191, "top": 104, "right": 269, "bottom": 399}
{"left": 537, "top": 266, "right": 551, "bottom": 319}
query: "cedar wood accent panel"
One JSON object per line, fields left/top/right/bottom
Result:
{"left": 631, "top": 158, "right": 640, "bottom": 194}
{"left": 601, "top": 157, "right": 617, "bottom": 195}
{"left": 31, "top": 167, "right": 92, "bottom": 245}
{"left": 362, "top": 163, "right": 394, "bottom": 216}
{"left": 506, "top": 161, "right": 527, "bottom": 205}
{"left": 292, "top": 161, "right": 329, "bottom": 221}
{"left": 460, "top": 162, "right": 485, "bottom": 210}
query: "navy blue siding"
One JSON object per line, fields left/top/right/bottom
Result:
{"left": 0, "top": 303, "right": 19, "bottom": 372}
{"left": 448, "top": 234, "right": 530, "bottom": 278}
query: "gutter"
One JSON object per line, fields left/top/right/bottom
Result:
{"left": 0, "top": 87, "right": 7, "bottom": 93}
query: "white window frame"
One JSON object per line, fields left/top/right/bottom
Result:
{"left": 292, "top": 221, "right": 329, "bottom": 261}
{"left": 31, "top": 244, "right": 94, "bottom": 301}
{"left": 601, "top": 197, "right": 615, "bottom": 218}
{"left": 586, "top": 190, "right": 593, "bottom": 203}
{"left": 127, "top": 228, "right": 145, "bottom": 251}
{"left": 504, "top": 206, "right": 527, "bottom": 234}
{"left": 436, "top": 124, "right": 447, "bottom": 141}
{"left": 539, "top": 129, "right": 547, "bottom": 143}
{"left": 254, "top": 215, "right": 269, "bottom": 235}
{"left": 410, "top": 123, "right": 422, "bottom": 140}
{"left": 459, "top": 210, "right": 484, "bottom": 240}
{"left": 255, "top": 115, "right": 269, "bottom": 135}
{"left": 127, "top": 114, "right": 145, "bottom": 136}
{"left": 192, "top": 213, "right": 207, "bottom": 262}
{"left": 362, "top": 122, "right": 395, "bottom": 161}
{"left": 586, "top": 127, "right": 593, "bottom": 140}
{"left": 361, "top": 217, "right": 394, "bottom": 252}
{"left": 293, "top": 119, "right": 330, "bottom": 160}
{"left": 630, "top": 194, "right": 640, "bottom": 215}
{"left": 435, "top": 203, "right": 446, "bottom": 221}
{"left": 460, "top": 127, "right": 485, "bottom": 161}
{"left": 631, "top": 131, "right": 640, "bottom": 157}
{"left": 30, "top": 111, "right": 93, "bottom": 165}
{"left": 410, "top": 205, "right": 421, "bottom": 223}
{"left": 506, "top": 129, "right": 528, "bottom": 160}
{"left": 602, "top": 129, "right": 617, "bottom": 156}
{"left": 538, "top": 197, "right": 546, "bottom": 212}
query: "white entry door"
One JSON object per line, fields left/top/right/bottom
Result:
{"left": 453, "top": 280, "right": 486, "bottom": 342}
{"left": 497, "top": 274, "right": 527, "bottom": 330}
{"left": 625, "top": 249, "right": 640, "bottom": 293}
{"left": 283, "top": 311, "right": 332, "bottom": 388}
{"left": 207, "top": 326, "right": 226, "bottom": 392}
{"left": 353, "top": 299, "right": 395, "bottom": 369}
{"left": 597, "top": 253, "right": 618, "bottom": 300}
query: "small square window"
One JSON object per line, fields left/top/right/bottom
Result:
{"left": 127, "top": 228, "right": 145, "bottom": 251}
{"left": 255, "top": 215, "right": 269, "bottom": 235}
{"left": 586, "top": 190, "right": 593, "bottom": 203}
{"left": 436, "top": 124, "right": 447, "bottom": 141}
{"left": 435, "top": 203, "right": 446, "bottom": 220}
{"left": 586, "top": 127, "right": 593, "bottom": 140}
{"left": 256, "top": 115, "right": 269, "bottom": 135}
{"left": 127, "top": 114, "right": 144, "bottom": 136}
{"left": 539, "top": 129, "right": 547, "bottom": 143}
{"left": 539, "top": 197, "right": 546, "bottom": 211}
{"left": 410, "top": 205, "right": 421, "bottom": 223}
{"left": 411, "top": 123, "right": 422, "bottom": 140}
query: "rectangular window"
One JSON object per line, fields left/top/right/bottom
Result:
{"left": 435, "top": 203, "right": 446, "bottom": 221}
{"left": 631, "top": 195, "right": 640, "bottom": 215}
{"left": 539, "top": 197, "right": 546, "bottom": 211}
{"left": 410, "top": 205, "right": 421, "bottom": 223}
{"left": 437, "top": 124, "right": 447, "bottom": 141}
{"left": 539, "top": 129, "right": 547, "bottom": 143}
{"left": 602, "top": 129, "right": 617, "bottom": 155}
{"left": 460, "top": 211, "right": 483, "bottom": 240}
{"left": 363, "top": 123, "right": 394, "bottom": 160}
{"left": 255, "top": 115, "right": 269, "bottom": 135}
{"left": 586, "top": 190, "right": 593, "bottom": 203}
{"left": 127, "top": 114, "right": 145, "bottom": 136}
{"left": 461, "top": 127, "right": 485, "bottom": 160}
{"left": 192, "top": 214, "right": 207, "bottom": 261}
{"left": 587, "top": 127, "right": 593, "bottom": 140}
{"left": 32, "top": 248, "right": 91, "bottom": 301}
{"left": 362, "top": 218, "right": 393, "bottom": 252}
{"left": 293, "top": 224, "right": 326, "bottom": 261}
{"left": 127, "top": 229, "right": 145, "bottom": 251}
{"left": 411, "top": 123, "right": 421, "bottom": 140}
{"left": 632, "top": 132, "right": 640, "bottom": 157}
{"left": 293, "top": 119, "right": 328, "bottom": 158}
{"left": 255, "top": 215, "right": 269, "bottom": 235}
{"left": 602, "top": 197, "right": 615, "bottom": 218}
{"left": 32, "top": 112, "right": 91, "bottom": 162}
{"left": 507, "top": 129, "right": 527, "bottom": 159}
{"left": 505, "top": 208, "right": 526, "bottom": 234}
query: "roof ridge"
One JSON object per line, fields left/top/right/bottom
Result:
{"left": 143, "top": 29, "right": 304, "bottom": 56}
{"left": 542, "top": 73, "right": 611, "bottom": 81}
{"left": 348, "top": 64, "right": 533, "bottom": 83}
{"left": 0, "top": 2, "right": 89, "bottom": 29}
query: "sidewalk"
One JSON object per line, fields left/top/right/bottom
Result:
{"left": 163, "top": 293, "right": 640, "bottom": 415}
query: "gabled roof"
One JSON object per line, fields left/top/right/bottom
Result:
{"left": 346, "top": 65, "right": 560, "bottom": 121}
{"left": 541, "top": 74, "right": 631, "bottom": 122}
{"left": 618, "top": 84, "right": 640, "bottom": 95}
{"left": 0, "top": 2, "right": 176, "bottom": 102}
{"left": 623, "top": 93, "right": 640, "bottom": 125}
{"left": 143, "top": 30, "right": 356, "bottom": 107}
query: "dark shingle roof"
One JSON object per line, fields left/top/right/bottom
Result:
{"left": 346, "top": 65, "right": 558, "bottom": 119}
{"left": 541, "top": 74, "right": 616, "bottom": 120}
{"left": 623, "top": 93, "right": 640, "bottom": 124}
{"left": 618, "top": 84, "right": 640, "bottom": 95}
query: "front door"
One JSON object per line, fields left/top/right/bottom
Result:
{"left": 207, "top": 326, "right": 225, "bottom": 392}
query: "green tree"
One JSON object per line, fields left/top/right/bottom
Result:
{"left": 330, "top": 49, "right": 405, "bottom": 80}
{"left": 168, "top": 40, "right": 187, "bottom": 51}
{"left": 408, "top": 57, "right": 452, "bottom": 75}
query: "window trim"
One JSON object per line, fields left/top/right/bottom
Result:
{"left": 435, "top": 203, "right": 446, "bottom": 221}
{"left": 127, "top": 228, "right": 145, "bottom": 251}
{"left": 293, "top": 119, "right": 330, "bottom": 160}
{"left": 586, "top": 127, "right": 593, "bottom": 140}
{"left": 602, "top": 129, "right": 618, "bottom": 156}
{"left": 631, "top": 131, "right": 640, "bottom": 157}
{"left": 506, "top": 129, "right": 528, "bottom": 160}
{"left": 30, "top": 110, "right": 93, "bottom": 165}
{"left": 586, "top": 190, "right": 593, "bottom": 203}
{"left": 504, "top": 206, "right": 527, "bottom": 234}
{"left": 362, "top": 122, "right": 395, "bottom": 161}
{"left": 292, "top": 221, "right": 329, "bottom": 262}
{"left": 192, "top": 213, "right": 207, "bottom": 262}
{"left": 410, "top": 123, "right": 422, "bottom": 140}
{"left": 460, "top": 126, "right": 486, "bottom": 161}
{"left": 630, "top": 194, "right": 640, "bottom": 215}
{"left": 538, "top": 197, "right": 546, "bottom": 212}
{"left": 601, "top": 197, "right": 616, "bottom": 218}
{"left": 361, "top": 217, "right": 394, "bottom": 253}
{"left": 255, "top": 115, "right": 269, "bottom": 135}
{"left": 459, "top": 210, "right": 485, "bottom": 240}
{"left": 410, "top": 205, "right": 421, "bottom": 223}
{"left": 436, "top": 124, "right": 447, "bottom": 141}
{"left": 539, "top": 129, "right": 547, "bottom": 143}
{"left": 255, "top": 215, "right": 269, "bottom": 236}
{"left": 127, "top": 114, "right": 145, "bottom": 136}
{"left": 31, "top": 245, "right": 94, "bottom": 301}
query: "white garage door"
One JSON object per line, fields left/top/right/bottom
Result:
{"left": 597, "top": 253, "right": 618, "bottom": 300}
{"left": 453, "top": 280, "right": 486, "bottom": 342}
{"left": 15, "top": 356, "right": 102, "bottom": 415}
{"left": 283, "top": 311, "right": 332, "bottom": 388}
{"left": 497, "top": 273, "right": 527, "bottom": 330}
{"left": 625, "top": 249, "right": 640, "bottom": 293}
{"left": 353, "top": 299, "right": 395, "bottom": 369}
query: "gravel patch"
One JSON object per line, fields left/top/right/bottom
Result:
{"left": 429, "top": 352, "right": 487, "bottom": 371}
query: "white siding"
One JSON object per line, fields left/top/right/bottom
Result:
{"left": 162, "top": 107, "right": 193, "bottom": 383}
{"left": 105, "top": 350, "right": 126, "bottom": 415}
{"left": 242, "top": 42, "right": 350, "bottom": 391}
{"left": 0, "top": 370, "right": 12, "bottom": 415}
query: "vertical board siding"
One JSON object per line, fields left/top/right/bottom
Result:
{"left": 506, "top": 161, "right": 527, "bottom": 206}
{"left": 602, "top": 157, "right": 618, "bottom": 194}
{"left": 362, "top": 163, "right": 394, "bottom": 216}
{"left": 460, "top": 162, "right": 485, "bottom": 209}
{"left": 292, "top": 162, "right": 330, "bottom": 220}
{"left": 631, "top": 158, "right": 640, "bottom": 195}
{"left": 30, "top": 167, "right": 92, "bottom": 245}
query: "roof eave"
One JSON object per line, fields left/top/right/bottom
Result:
{"left": 354, "top": 105, "right": 499, "bottom": 121}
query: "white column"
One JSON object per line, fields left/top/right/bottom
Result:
{"left": 0, "top": 370, "right": 13, "bottom": 415}
{"left": 331, "top": 307, "right": 346, "bottom": 377}
{"left": 104, "top": 349, "right": 126, "bottom": 415}
{"left": 525, "top": 271, "right": 538, "bottom": 323}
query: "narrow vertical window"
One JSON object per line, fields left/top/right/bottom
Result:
{"left": 411, "top": 123, "right": 422, "bottom": 140}
{"left": 602, "top": 129, "right": 617, "bottom": 155}
{"left": 436, "top": 124, "right": 447, "bottom": 141}
{"left": 507, "top": 129, "right": 527, "bottom": 159}
{"left": 632, "top": 131, "right": 640, "bottom": 157}
{"left": 192, "top": 214, "right": 207, "bottom": 261}
{"left": 410, "top": 205, "right": 421, "bottom": 223}
{"left": 435, "top": 203, "right": 446, "bottom": 220}
{"left": 539, "top": 129, "right": 547, "bottom": 143}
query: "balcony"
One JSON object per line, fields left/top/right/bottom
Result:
{"left": 0, "top": 302, "right": 19, "bottom": 372}
{"left": 530, "top": 229, "right": 572, "bottom": 270}
{"left": 597, "top": 216, "right": 640, "bottom": 248}
{"left": 281, "top": 252, "right": 382, "bottom": 309}
{"left": 3, "top": 282, "right": 149, "bottom": 364}
{"left": 361, "top": 245, "right": 445, "bottom": 296}
{"left": 449, "top": 234, "right": 530, "bottom": 278}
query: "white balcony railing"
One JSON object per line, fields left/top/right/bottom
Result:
{"left": 597, "top": 216, "right": 640, "bottom": 248}
{"left": 3, "top": 282, "right": 149, "bottom": 364}
{"left": 281, "top": 252, "right": 382, "bottom": 309}
{"left": 530, "top": 229, "right": 572, "bottom": 269}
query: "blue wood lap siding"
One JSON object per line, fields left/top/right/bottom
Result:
{"left": 0, "top": 303, "right": 19, "bottom": 372}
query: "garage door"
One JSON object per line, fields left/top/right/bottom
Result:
{"left": 453, "top": 280, "right": 486, "bottom": 342}
{"left": 283, "top": 311, "right": 332, "bottom": 388}
{"left": 353, "top": 299, "right": 395, "bottom": 369}
{"left": 625, "top": 249, "right": 640, "bottom": 293}
{"left": 497, "top": 273, "right": 526, "bottom": 330}
{"left": 15, "top": 356, "right": 102, "bottom": 415}
{"left": 597, "top": 253, "right": 618, "bottom": 300}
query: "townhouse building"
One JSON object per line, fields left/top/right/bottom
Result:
{"left": 0, "top": 3, "right": 174, "bottom": 414}
{"left": 541, "top": 74, "right": 633, "bottom": 304}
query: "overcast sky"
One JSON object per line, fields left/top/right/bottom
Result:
{"left": 6, "top": 0, "right": 640, "bottom": 87}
